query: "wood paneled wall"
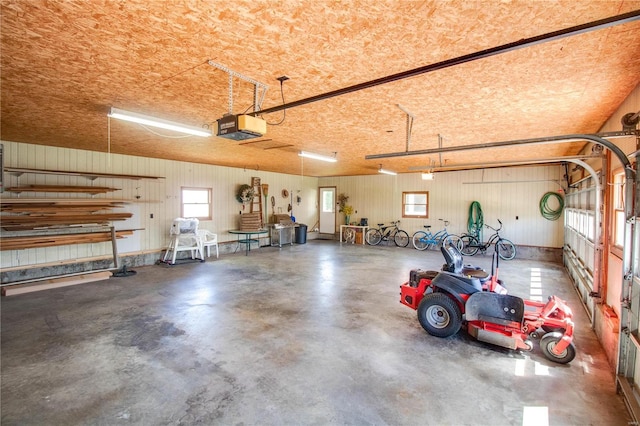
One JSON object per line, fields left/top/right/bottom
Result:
{"left": 1, "top": 141, "right": 318, "bottom": 268}
{"left": 2, "top": 139, "right": 569, "bottom": 270}
{"left": 319, "top": 165, "right": 565, "bottom": 247}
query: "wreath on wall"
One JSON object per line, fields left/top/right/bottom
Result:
{"left": 236, "top": 184, "right": 256, "bottom": 205}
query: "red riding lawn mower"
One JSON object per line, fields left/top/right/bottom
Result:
{"left": 400, "top": 243, "right": 576, "bottom": 364}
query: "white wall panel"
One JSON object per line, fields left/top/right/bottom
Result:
{"left": 1, "top": 141, "right": 318, "bottom": 268}
{"left": 1, "top": 139, "right": 565, "bottom": 269}
{"left": 319, "top": 165, "right": 564, "bottom": 247}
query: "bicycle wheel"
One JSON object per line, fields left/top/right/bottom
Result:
{"left": 412, "top": 231, "right": 429, "bottom": 250}
{"left": 444, "top": 234, "right": 463, "bottom": 251}
{"left": 366, "top": 229, "right": 382, "bottom": 245}
{"left": 497, "top": 238, "right": 516, "bottom": 260}
{"left": 460, "top": 235, "right": 479, "bottom": 256}
{"left": 394, "top": 230, "right": 410, "bottom": 247}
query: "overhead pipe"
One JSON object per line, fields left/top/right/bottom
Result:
{"left": 407, "top": 154, "right": 602, "bottom": 172}
{"left": 365, "top": 131, "right": 636, "bottom": 160}
{"left": 251, "top": 10, "right": 640, "bottom": 117}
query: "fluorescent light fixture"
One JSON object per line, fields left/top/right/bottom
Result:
{"left": 422, "top": 172, "right": 434, "bottom": 180}
{"left": 378, "top": 165, "right": 397, "bottom": 176}
{"left": 298, "top": 151, "right": 337, "bottom": 163}
{"left": 108, "top": 107, "right": 212, "bottom": 137}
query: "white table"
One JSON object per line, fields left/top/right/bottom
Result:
{"left": 339, "top": 225, "right": 369, "bottom": 244}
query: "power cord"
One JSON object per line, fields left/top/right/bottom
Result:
{"left": 265, "top": 76, "right": 288, "bottom": 126}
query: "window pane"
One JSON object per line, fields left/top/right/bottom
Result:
{"left": 183, "top": 189, "right": 209, "bottom": 203}
{"left": 406, "top": 193, "right": 427, "bottom": 204}
{"left": 614, "top": 172, "right": 625, "bottom": 209}
{"left": 322, "top": 191, "right": 334, "bottom": 213}
{"left": 181, "top": 187, "right": 212, "bottom": 220}
{"left": 184, "top": 204, "right": 209, "bottom": 218}
{"left": 405, "top": 205, "right": 426, "bottom": 216}
{"left": 615, "top": 210, "right": 625, "bottom": 247}
{"left": 402, "top": 191, "right": 428, "bottom": 218}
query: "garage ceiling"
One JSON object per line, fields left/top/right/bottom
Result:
{"left": 2, "top": 1, "right": 640, "bottom": 177}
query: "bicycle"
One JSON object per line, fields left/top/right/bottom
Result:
{"left": 411, "top": 219, "right": 463, "bottom": 251}
{"left": 365, "top": 220, "right": 410, "bottom": 247}
{"left": 460, "top": 219, "right": 516, "bottom": 260}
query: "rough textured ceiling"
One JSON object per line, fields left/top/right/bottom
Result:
{"left": 1, "top": 0, "right": 640, "bottom": 177}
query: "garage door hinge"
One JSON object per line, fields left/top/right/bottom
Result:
{"left": 621, "top": 298, "right": 631, "bottom": 309}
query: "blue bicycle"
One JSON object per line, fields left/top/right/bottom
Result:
{"left": 411, "top": 219, "right": 462, "bottom": 251}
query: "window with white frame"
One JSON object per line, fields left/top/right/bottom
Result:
{"left": 402, "top": 191, "right": 429, "bottom": 218}
{"left": 181, "top": 187, "right": 212, "bottom": 220}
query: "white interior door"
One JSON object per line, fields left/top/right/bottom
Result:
{"left": 319, "top": 187, "right": 336, "bottom": 234}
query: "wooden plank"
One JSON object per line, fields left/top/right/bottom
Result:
{"left": 2, "top": 271, "right": 113, "bottom": 296}
{"left": 0, "top": 198, "right": 132, "bottom": 204}
{"left": 5, "top": 167, "right": 164, "bottom": 180}
{"left": 5, "top": 185, "right": 121, "bottom": 194}
{"left": 0, "top": 230, "right": 134, "bottom": 250}
{"left": 1, "top": 206, "right": 114, "bottom": 214}
{"left": 0, "top": 212, "right": 133, "bottom": 230}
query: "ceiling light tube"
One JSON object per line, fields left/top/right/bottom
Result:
{"left": 298, "top": 151, "right": 337, "bottom": 163}
{"left": 108, "top": 107, "right": 212, "bottom": 137}
{"left": 422, "top": 172, "right": 434, "bottom": 180}
{"left": 378, "top": 168, "right": 397, "bottom": 176}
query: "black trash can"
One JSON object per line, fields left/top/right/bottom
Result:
{"left": 295, "top": 224, "right": 308, "bottom": 244}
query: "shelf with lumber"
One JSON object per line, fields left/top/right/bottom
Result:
{"left": 5, "top": 167, "right": 164, "bottom": 181}
{"left": 0, "top": 228, "right": 137, "bottom": 251}
{"left": 0, "top": 168, "right": 147, "bottom": 270}
{"left": 0, "top": 212, "right": 133, "bottom": 231}
{"left": 1, "top": 197, "right": 134, "bottom": 230}
{"left": 5, "top": 185, "right": 121, "bottom": 194}
{"left": 0, "top": 197, "right": 131, "bottom": 211}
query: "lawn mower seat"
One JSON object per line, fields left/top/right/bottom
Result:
{"left": 431, "top": 271, "right": 482, "bottom": 296}
{"left": 441, "top": 243, "right": 490, "bottom": 283}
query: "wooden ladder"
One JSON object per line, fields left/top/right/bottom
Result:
{"left": 250, "top": 176, "right": 263, "bottom": 227}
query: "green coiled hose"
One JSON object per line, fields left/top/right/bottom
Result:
{"left": 467, "top": 201, "right": 483, "bottom": 239}
{"left": 540, "top": 192, "right": 564, "bottom": 221}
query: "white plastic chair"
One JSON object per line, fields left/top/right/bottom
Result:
{"left": 197, "top": 229, "right": 219, "bottom": 258}
{"left": 162, "top": 218, "right": 203, "bottom": 264}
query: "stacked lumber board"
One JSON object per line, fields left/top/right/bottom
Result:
{"left": 0, "top": 229, "right": 134, "bottom": 251}
{"left": 0, "top": 198, "right": 132, "bottom": 230}
{"left": 1, "top": 213, "right": 132, "bottom": 230}
{"left": 0, "top": 197, "right": 130, "bottom": 213}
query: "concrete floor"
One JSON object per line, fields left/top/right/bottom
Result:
{"left": 1, "top": 240, "right": 631, "bottom": 425}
